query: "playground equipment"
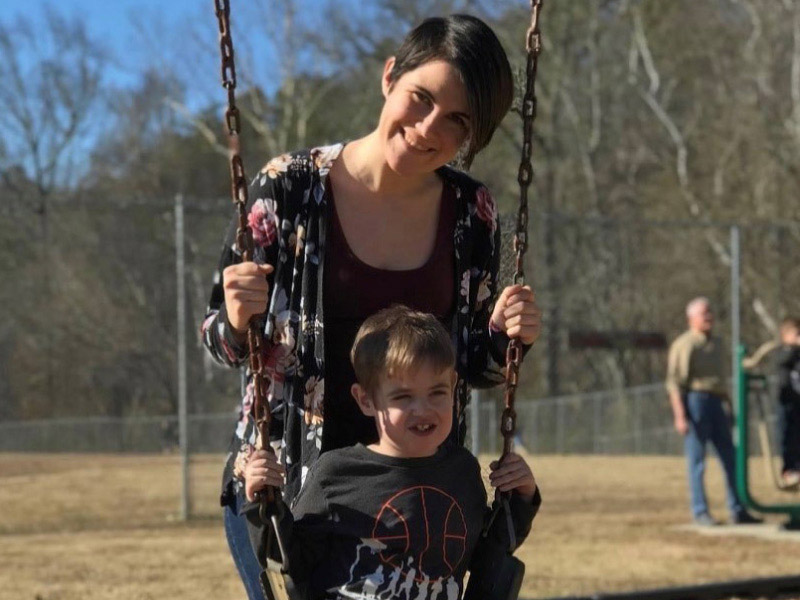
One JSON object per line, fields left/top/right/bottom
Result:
{"left": 735, "top": 345, "right": 800, "bottom": 530}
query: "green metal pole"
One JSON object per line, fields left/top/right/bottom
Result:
{"left": 735, "top": 345, "right": 800, "bottom": 529}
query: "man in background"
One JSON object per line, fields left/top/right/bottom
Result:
{"left": 666, "top": 297, "right": 762, "bottom": 526}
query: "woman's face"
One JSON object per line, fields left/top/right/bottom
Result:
{"left": 377, "top": 58, "right": 471, "bottom": 176}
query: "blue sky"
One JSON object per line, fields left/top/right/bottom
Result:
{"left": 11, "top": 0, "right": 260, "bottom": 97}
{"left": 12, "top": 1, "right": 206, "bottom": 86}
{"left": 9, "top": 0, "right": 335, "bottom": 102}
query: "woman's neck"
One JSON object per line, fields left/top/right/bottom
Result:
{"left": 341, "top": 133, "right": 439, "bottom": 200}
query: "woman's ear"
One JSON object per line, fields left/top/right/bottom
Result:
{"left": 352, "top": 383, "right": 376, "bottom": 417}
{"left": 381, "top": 57, "right": 396, "bottom": 97}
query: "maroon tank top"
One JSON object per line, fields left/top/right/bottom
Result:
{"left": 322, "top": 181, "right": 456, "bottom": 451}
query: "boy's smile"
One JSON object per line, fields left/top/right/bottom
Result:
{"left": 354, "top": 362, "right": 456, "bottom": 458}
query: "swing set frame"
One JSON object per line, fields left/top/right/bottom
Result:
{"left": 211, "top": 2, "right": 544, "bottom": 598}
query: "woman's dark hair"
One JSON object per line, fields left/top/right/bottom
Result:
{"left": 389, "top": 14, "right": 514, "bottom": 168}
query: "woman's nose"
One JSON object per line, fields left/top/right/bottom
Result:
{"left": 416, "top": 109, "right": 441, "bottom": 140}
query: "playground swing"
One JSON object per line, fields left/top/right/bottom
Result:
{"left": 212, "top": 1, "right": 544, "bottom": 598}
{"left": 747, "top": 374, "right": 799, "bottom": 493}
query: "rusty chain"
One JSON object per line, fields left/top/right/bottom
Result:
{"left": 500, "top": 0, "right": 544, "bottom": 462}
{"left": 213, "top": 0, "right": 274, "bottom": 505}
{"left": 213, "top": 0, "right": 540, "bottom": 496}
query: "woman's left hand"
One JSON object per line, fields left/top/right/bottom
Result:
{"left": 490, "top": 284, "right": 542, "bottom": 346}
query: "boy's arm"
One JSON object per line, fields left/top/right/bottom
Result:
{"left": 507, "top": 487, "right": 542, "bottom": 548}
{"left": 486, "top": 452, "right": 541, "bottom": 549}
{"left": 480, "top": 487, "right": 542, "bottom": 553}
{"left": 242, "top": 465, "right": 334, "bottom": 584}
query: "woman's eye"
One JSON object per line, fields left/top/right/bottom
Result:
{"left": 412, "top": 91, "right": 431, "bottom": 105}
{"left": 452, "top": 116, "right": 468, "bottom": 130}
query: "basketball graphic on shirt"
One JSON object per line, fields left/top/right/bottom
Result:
{"left": 372, "top": 485, "right": 467, "bottom": 582}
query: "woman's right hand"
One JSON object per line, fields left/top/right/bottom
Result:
{"left": 244, "top": 448, "right": 286, "bottom": 502}
{"left": 223, "top": 262, "right": 274, "bottom": 339}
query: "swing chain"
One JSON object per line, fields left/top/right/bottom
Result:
{"left": 214, "top": 0, "right": 274, "bottom": 504}
{"left": 502, "top": 0, "right": 543, "bottom": 461}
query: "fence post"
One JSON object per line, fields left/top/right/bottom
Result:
{"left": 633, "top": 388, "right": 642, "bottom": 454}
{"left": 556, "top": 397, "right": 566, "bottom": 453}
{"left": 175, "top": 194, "right": 189, "bottom": 521}
{"left": 593, "top": 393, "right": 602, "bottom": 453}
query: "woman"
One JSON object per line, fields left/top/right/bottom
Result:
{"left": 202, "top": 14, "right": 541, "bottom": 599}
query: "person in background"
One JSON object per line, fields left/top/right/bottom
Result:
{"left": 774, "top": 318, "right": 800, "bottom": 488}
{"left": 666, "top": 297, "right": 762, "bottom": 526}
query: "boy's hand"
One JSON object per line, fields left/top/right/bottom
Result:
{"left": 489, "top": 452, "right": 537, "bottom": 502}
{"left": 244, "top": 448, "right": 286, "bottom": 502}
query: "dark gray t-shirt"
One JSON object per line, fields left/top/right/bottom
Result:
{"left": 245, "top": 442, "right": 540, "bottom": 600}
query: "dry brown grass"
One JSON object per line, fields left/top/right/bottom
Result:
{"left": 1, "top": 452, "right": 799, "bottom": 600}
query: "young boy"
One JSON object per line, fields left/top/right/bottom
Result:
{"left": 776, "top": 318, "right": 800, "bottom": 488}
{"left": 243, "top": 305, "right": 541, "bottom": 600}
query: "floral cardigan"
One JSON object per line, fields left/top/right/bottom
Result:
{"left": 202, "top": 143, "right": 509, "bottom": 506}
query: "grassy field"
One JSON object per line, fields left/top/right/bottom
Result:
{"left": 2, "top": 451, "right": 799, "bottom": 600}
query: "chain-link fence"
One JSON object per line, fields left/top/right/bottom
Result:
{"left": 2, "top": 382, "right": 783, "bottom": 458}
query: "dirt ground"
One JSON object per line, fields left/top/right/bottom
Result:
{"left": 2, "top": 452, "right": 799, "bottom": 600}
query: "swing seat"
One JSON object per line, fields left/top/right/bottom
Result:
{"left": 258, "top": 503, "right": 305, "bottom": 600}
{"left": 463, "top": 543, "right": 525, "bottom": 600}
{"left": 259, "top": 559, "right": 302, "bottom": 600}
{"left": 464, "top": 496, "right": 526, "bottom": 600}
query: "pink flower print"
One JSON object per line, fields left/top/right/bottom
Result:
{"left": 261, "top": 343, "right": 288, "bottom": 401}
{"left": 232, "top": 443, "right": 256, "bottom": 480}
{"left": 235, "top": 382, "right": 255, "bottom": 438}
{"left": 260, "top": 153, "right": 292, "bottom": 179}
{"left": 242, "top": 382, "right": 254, "bottom": 418}
{"left": 476, "top": 272, "right": 492, "bottom": 306}
{"left": 248, "top": 198, "right": 279, "bottom": 248}
{"left": 311, "top": 144, "right": 342, "bottom": 177}
{"left": 304, "top": 376, "right": 325, "bottom": 425}
{"left": 475, "top": 186, "right": 497, "bottom": 233}
{"left": 460, "top": 270, "right": 470, "bottom": 298}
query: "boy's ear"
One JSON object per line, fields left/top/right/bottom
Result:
{"left": 352, "top": 383, "right": 377, "bottom": 417}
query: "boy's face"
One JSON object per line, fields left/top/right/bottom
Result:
{"left": 782, "top": 326, "right": 800, "bottom": 345}
{"left": 353, "top": 363, "right": 456, "bottom": 458}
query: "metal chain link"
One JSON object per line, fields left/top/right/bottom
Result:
{"left": 500, "top": 0, "right": 544, "bottom": 461}
{"left": 213, "top": 0, "right": 274, "bottom": 505}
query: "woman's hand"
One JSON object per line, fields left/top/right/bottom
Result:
{"left": 244, "top": 449, "right": 286, "bottom": 502}
{"left": 489, "top": 452, "right": 537, "bottom": 502}
{"left": 223, "top": 262, "right": 274, "bottom": 339}
{"left": 490, "top": 284, "right": 542, "bottom": 346}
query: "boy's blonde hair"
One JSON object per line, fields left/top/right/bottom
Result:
{"left": 351, "top": 305, "right": 455, "bottom": 395}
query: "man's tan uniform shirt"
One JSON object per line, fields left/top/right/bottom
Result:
{"left": 665, "top": 330, "right": 727, "bottom": 398}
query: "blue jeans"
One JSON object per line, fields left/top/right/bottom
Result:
{"left": 223, "top": 495, "right": 266, "bottom": 600}
{"left": 683, "top": 391, "right": 743, "bottom": 519}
